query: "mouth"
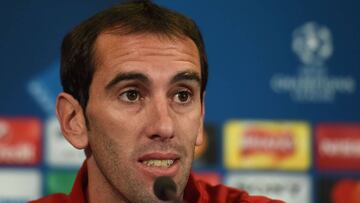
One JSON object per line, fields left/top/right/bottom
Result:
{"left": 137, "top": 153, "right": 180, "bottom": 177}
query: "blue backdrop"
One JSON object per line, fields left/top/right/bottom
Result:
{"left": 0, "top": 1, "right": 359, "bottom": 203}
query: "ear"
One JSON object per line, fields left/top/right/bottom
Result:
{"left": 195, "top": 94, "right": 205, "bottom": 146}
{"left": 56, "top": 92, "right": 88, "bottom": 149}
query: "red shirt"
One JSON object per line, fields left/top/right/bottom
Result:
{"left": 30, "top": 162, "right": 284, "bottom": 203}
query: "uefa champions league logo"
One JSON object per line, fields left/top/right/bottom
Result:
{"left": 270, "top": 21, "right": 356, "bottom": 103}
{"left": 292, "top": 22, "right": 333, "bottom": 67}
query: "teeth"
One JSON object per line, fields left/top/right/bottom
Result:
{"left": 142, "top": 160, "right": 174, "bottom": 167}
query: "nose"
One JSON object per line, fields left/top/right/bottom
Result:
{"left": 145, "top": 96, "right": 175, "bottom": 141}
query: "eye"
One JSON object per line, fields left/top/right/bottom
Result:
{"left": 174, "top": 90, "right": 192, "bottom": 104}
{"left": 119, "top": 89, "right": 141, "bottom": 103}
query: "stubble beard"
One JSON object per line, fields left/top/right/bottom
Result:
{"left": 91, "top": 133, "right": 193, "bottom": 203}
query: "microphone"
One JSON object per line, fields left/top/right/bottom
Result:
{"left": 153, "top": 176, "right": 184, "bottom": 203}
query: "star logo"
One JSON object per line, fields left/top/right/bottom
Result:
{"left": 292, "top": 22, "right": 333, "bottom": 66}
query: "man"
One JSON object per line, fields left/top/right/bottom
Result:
{"left": 31, "top": 1, "right": 283, "bottom": 202}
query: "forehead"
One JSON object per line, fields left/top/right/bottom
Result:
{"left": 93, "top": 32, "right": 201, "bottom": 72}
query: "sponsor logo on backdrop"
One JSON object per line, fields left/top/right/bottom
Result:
{"left": 224, "top": 120, "right": 310, "bottom": 170}
{"left": 0, "top": 169, "right": 41, "bottom": 201}
{"left": 242, "top": 128, "right": 295, "bottom": 157}
{"left": 320, "top": 137, "right": 360, "bottom": 158}
{"left": 317, "top": 177, "right": 360, "bottom": 203}
{"left": 45, "top": 117, "right": 85, "bottom": 167}
{"left": 225, "top": 173, "right": 311, "bottom": 203}
{"left": 270, "top": 21, "right": 356, "bottom": 103}
{"left": 0, "top": 118, "right": 41, "bottom": 165}
{"left": 316, "top": 124, "right": 360, "bottom": 171}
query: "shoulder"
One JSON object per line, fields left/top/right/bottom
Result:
{"left": 194, "top": 179, "right": 284, "bottom": 203}
{"left": 28, "top": 193, "right": 68, "bottom": 203}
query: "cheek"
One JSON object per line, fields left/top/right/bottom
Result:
{"left": 177, "top": 112, "right": 202, "bottom": 142}
{"left": 86, "top": 108, "right": 142, "bottom": 155}
{"left": 89, "top": 103, "right": 142, "bottom": 134}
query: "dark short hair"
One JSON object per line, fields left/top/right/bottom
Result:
{"left": 60, "top": 0, "right": 208, "bottom": 110}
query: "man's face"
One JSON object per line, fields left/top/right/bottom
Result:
{"left": 85, "top": 33, "right": 204, "bottom": 202}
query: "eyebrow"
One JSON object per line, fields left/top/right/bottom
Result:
{"left": 105, "top": 70, "right": 201, "bottom": 91}
{"left": 105, "top": 72, "right": 150, "bottom": 91}
{"left": 171, "top": 71, "right": 201, "bottom": 86}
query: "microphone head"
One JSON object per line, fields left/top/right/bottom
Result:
{"left": 153, "top": 176, "right": 177, "bottom": 201}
